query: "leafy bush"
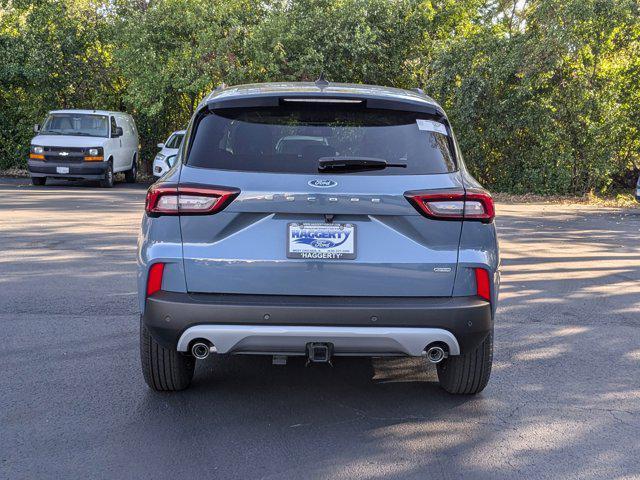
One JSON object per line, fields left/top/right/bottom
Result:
{"left": 1, "top": 0, "right": 638, "bottom": 194}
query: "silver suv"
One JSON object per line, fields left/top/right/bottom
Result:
{"left": 138, "top": 81, "right": 499, "bottom": 394}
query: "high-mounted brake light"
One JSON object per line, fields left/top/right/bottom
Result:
{"left": 475, "top": 268, "right": 491, "bottom": 301}
{"left": 145, "top": 185, "right": 240, "bottom": 216}
{"left": 282, "top": 98, "right": 364, "bottom": 104}
{"left": 146, "top": 263, "right": 165, "bottom": 297}
{"left": 404, "top": 189, "right": 494, "bottom": 222}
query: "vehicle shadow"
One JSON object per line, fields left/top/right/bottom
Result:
{"left": 131, "top": 354, "right": 489, "bottom": 479}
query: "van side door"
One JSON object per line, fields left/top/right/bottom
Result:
{"left": 109, "top": 115, "right": 125, "bottom": 171}
{"left": 117, "top": 114, "right": 136, "bottom": 169}
{"left": 127, "top": 115, "right": 140, "bottom": 165}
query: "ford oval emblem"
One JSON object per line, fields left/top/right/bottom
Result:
{"left": 308, "top": 179, "right": 337, "bottom": 188}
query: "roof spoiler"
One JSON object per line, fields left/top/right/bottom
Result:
{"left": 206, "top": 94, "right": 445, "bottom": 117}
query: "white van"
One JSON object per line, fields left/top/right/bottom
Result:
{"left": 28, "top": 109, "right": 139, "bottom": 187}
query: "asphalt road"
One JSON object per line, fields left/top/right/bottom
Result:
{"left": 1, "top": 177, "right": 639, "bottom": 480}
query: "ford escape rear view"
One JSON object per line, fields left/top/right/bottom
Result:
{"left": 137, "top": 81, "right": 500, "bottom": 394}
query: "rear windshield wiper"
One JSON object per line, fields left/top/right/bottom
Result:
{"left": 318, "top": 156, "right": 407, "bottom": 172}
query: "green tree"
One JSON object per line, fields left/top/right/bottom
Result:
{"left": 0, "top": 0, "right": 119, "bottom": 169}
{"left": 110, "top": 0, "right": 264, "bottom": 170}
{"left": 425, "top": 0, "right": 640, "bottom": 194}
{"left": 246, "top": 0, "right": 436, "bottom": 86}
{"left": 0, "top": 0, "right": 638, "bottom": 193}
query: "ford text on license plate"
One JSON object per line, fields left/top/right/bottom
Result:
{"left": 287, "top": 223, "right": 356, "bottom": 260}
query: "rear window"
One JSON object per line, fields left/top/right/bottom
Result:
{"left": 187, "top": 105, "right": 455, "bottom": 175}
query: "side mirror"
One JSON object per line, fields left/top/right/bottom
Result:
{"left": 166, "top": 155, "right": 177, "bottom": 168}
{"left": 34, "top": 124, "right": 40, "bottom": 133}
{"left": 157, "top": 143, "right": 165, "bottom": 149}
{"left": 112, "top": 126, "right": 123, "bottom": 138}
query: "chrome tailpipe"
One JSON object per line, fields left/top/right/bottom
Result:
{"left": 424, "top": 344, "right": 448, "bottom": 364}
{"left": 191, "top": 341, "right": 215, "bottom": 360}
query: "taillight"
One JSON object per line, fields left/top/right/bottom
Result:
{"left": 146, "top": 263, "right": 165, "bottom": 297}
{"left": 475, "top": 268, "right": 491, "bottom": 301}
{"left": 145, "top": 184, "right": 240, "bottom": 216}
{"left": 465, "top": 190, "right": 495, "bottom": 221}
{"left": 404, "top": 189, "right": 494, "bottom": 222}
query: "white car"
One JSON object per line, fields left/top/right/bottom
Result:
{"left": 28, "top": 109, "right": 139, "bottom": 187}
{"left": 152, "top": 130, "right": 185, "bottom": 178}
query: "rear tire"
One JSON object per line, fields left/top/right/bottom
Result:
{"left": 31, "top": 176, "right": 46, "bottom": 186}
{"left": 140, "top": 318, "right": 195, "bottom": 391}
{"left": 436, "top": 329, "right": 493, "bottom": 395}
{"left": 124, "top": 156, "right": 137, "bottom": 183}
{"left": 99, "top": 161, "right": 114, "bottom": 188}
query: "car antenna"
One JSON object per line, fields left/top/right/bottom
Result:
{"left": 315, "top": 72, "right": 329, "bottom": 89}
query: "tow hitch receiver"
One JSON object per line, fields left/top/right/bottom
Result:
{"left": 306, "top": 342, "right": 333, "bottom": 365}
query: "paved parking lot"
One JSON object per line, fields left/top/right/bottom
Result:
{"left": 1, "top": 177, "right": 639, "bottom": 479}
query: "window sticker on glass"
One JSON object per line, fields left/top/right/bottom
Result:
{"left": 416, "top": 119, "right": 448, "bottom": 136}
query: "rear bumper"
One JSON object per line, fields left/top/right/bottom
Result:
{"left": 177, "top": 325, "right": 460, "bottom": 357}
{"left": 28, "top": 159, "right": 108, "bottom": 180}
{"left": 143, "top": 292, "right": 493, "bottom": 355}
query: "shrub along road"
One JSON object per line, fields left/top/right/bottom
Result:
{"left": 1, "top": 177, "right": 639, "bottom": 479}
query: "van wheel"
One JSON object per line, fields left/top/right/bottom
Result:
{"left": 124, "top": 157, "right": 137, "bottom": 183}
{"left": 140, "top": 318, "right": 195, "bottom": 391}
{"left": 436, "top": 329, "right": 493, "bottom": 395}
{"left": 99, "top": 161, "right": 114, "bottom": 188}
{"left": 31, "top": 177, "right": 46, "bottom": 186}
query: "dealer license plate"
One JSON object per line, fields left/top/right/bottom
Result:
{"left": 287, "top": 223, "right": 356, "bottom": 260}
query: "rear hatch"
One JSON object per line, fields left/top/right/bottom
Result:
{"left": 178, "top": 102, "right": 464, "bottom": 297}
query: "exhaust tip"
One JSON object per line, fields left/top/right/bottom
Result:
{"left": 424, "top": 344, "right": 447, "bottom": 364}
{"left": 191, "top": 341, "right": 212, "bottom": 360}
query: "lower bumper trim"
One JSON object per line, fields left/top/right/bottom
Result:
{"left": 176, "top": 325, "right": 460, "bottom": 357}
